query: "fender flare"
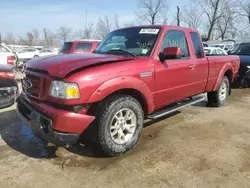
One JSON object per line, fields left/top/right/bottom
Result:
{"left": 87, "top": 76, "right": 154, "bottom": 113}
{"left": 212, "top": 63, "right": 233, "bottom": 91}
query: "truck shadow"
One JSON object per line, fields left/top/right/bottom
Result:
{"left": 0, "top": 109, "right": 57, "bottom": 159}
{"left": 0, "top": 101, "right": 206, "bottom": 159}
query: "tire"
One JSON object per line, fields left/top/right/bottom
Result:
{"left": 34, "top": 55, "right": 39, "bottom": 58}
{"left": 207, "top": 76, "right": 230, "bottom": 107}
{"left": 95, "top": 95, "right": 144, "bottom": 157}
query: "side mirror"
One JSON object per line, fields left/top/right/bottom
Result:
{"left": 159, "top": 47, "right": 182, "bottom": 61}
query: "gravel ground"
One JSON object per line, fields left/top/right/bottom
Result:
{"left": 0, "top": 89, "right": 250, "bottom": 188}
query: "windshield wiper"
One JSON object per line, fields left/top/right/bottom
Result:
{"left": 107, "top": 49, "right": 136, "bottom": 57}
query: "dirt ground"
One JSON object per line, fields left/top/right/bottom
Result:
{"left": 1, "top": 89, "right": 250, "bottom": 188}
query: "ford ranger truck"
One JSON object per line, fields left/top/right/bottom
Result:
{"left": 16, "top": 25, "right": 240, "bottom": 156}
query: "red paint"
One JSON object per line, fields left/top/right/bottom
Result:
{"left": 21, "top": 25, "right": 240, "bottom": 134}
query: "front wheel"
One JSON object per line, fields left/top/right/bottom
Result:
{"left": 207, "top": 76, "right": 230, "bottom": 107}
{"left": 95, "top": 95, "right": 144, "bottom": 157}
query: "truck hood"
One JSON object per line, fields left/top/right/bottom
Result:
{"left": 26, "top": 53, "right": 135, "bottom": 78}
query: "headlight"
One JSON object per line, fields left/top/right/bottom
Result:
{"left": 50, "top": 80, "right": 80, "bottom": 99}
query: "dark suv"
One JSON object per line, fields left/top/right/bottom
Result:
{"left": 60, "top": 40, "right": 101, "bottom": 54}
{"left": 229, "top": 42, "right": 250, "bottom": 87}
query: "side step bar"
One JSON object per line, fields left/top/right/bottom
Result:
{"left": 147, "top": 96, "right": 206, "bottom": 119}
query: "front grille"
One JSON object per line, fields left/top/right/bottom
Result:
{"left": 23, "top": 72, "right": 46, "bottom": 98}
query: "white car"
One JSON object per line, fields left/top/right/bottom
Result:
{"left": 16, "top": 48, "right": 40, "bottom": 61}
{"left": 204, "top": 47, "right": 228, "bottom": 56}
{"left": 39, "top": 49, "right": 59, "bottom": 57}
{"left": 0, "top": 44, "right": 16, "bottom": 65}
{"left": 211, "top": 44, "right": 234, "bottom": 52}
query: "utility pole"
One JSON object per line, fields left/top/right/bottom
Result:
{"left": 177, "top": 6, "right": 180, "bottom": 26}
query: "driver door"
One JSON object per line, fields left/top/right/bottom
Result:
{"left": 154, "top": 29, "right": 196, "bottom": 108}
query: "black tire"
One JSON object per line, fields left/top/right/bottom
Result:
{"left": 95, "top": 95, "right": 144, "bottom": 157}
{"left": 207, "top": 76, "right": 230, "bottom": 107}
{"left": 34, "top": 55, "right": 39, "bottom": 58}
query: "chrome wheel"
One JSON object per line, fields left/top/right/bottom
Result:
{"left": 110, "top": 108, "right": 137, "bottom": 145}
{"left": 219, "top": 81, "right": 227, "bottom": 101}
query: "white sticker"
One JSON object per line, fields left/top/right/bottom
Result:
{"left": 141, "top": 49, "right": 148, "bottom": 54}
{"left": 139, "top": 28, "right": 159, "bottom": 34}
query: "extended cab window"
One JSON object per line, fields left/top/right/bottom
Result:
{"left": 190, "top": 32, "right": 204, "bottom": 58}
{"left": 160, "top": 30, "right": 189, "bottom": 58}
{"left": 76, "top": 43, "right": 93, "bottom": 52}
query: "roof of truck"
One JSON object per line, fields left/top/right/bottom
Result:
{"left": 115, "top": 25, "right": 199, "bottom": 33}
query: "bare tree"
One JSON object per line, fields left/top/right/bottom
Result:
{"left": 27, "top": 32, "right": 34, "bottom": 46}
{"left": 5, "top": 32, "right": 15, "bottom": 44}
{"left": 181, "top": 1, "right": 203, "bottom": 29}
{"left": 43, "top": 28, "right": 57, "bottom": 47}
{"left": 74, "top": 23, "right": 94, "bottom": 39}
{"left": 32, "top": 29, "right": 40, "bottom": 45}
{"left": 114, "top": 14, "right": 120, "bottom": 29}
{"left": 57, "top": 26, "right": 72, "bottom": 42}
{"left": 215, "top": 3, "right": 235, "bottom": 39}
{"left": 136, "top": 0, "right": 168, "bottom": 25}
{"left": 198, "top": 0, "right": 225, "bottom": 40}
{"left": 177, "top": 6, "right": 180, "bottom": 26}
{"left": 237, "top": 0, "right": 250, "bottom": 24}
{"left": 96, "top": 16, "right": 113, "bottom": 39}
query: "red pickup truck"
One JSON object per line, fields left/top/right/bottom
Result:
{"left": 60, "top": 40, "right": 101, "bottom": 54}
{"left": 17, "top": 25, "right": 240, "bottom": 156}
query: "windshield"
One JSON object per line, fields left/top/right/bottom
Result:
{"left": 229, "top": 43, "right": 250, "bottom": 55}
{"left": 94, "top": 27, "right": 161, "bottom": 56}
{"left": 75, "top": 43, "right": 92, "bottom": 52}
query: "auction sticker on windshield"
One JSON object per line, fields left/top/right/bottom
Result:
{"left": 139, "top": 28, "right": 159, "bottom": 34}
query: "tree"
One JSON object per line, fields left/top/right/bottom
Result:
{"left": 32, "top": 29, "right": 40, "bottom": 45}
{"left": 215, "top": 2, "right": 235, "bottom": 39}
{"left": 5, "top": 32, "right": 15, "bottom": 44}
{"left": 27, "top": 32, "right": 34, "bottom": 46}
{"left": 57, "top": 26, "right": 72, "bottom": 42}
{"left": 181, "top": 0, "right": 203, "bottom": 29}
{"left": 136, "top": 0, "right": 168, "bottom": 25}
{"left": 198, "top": 0, "right": 225, "bottom": 40}
{"left": 176, "top": 6, "right": 180, "bottom": 26}
{"left": 96, "top": 16, "right": 113, "bottom": 39}
{"left": 237, "top": 0, "right": 250, "bottom": 24}
{"left": 43, "top": 28, "right": 57, "bottom": 47}
{"left": 74, "top": 23, "right": 94, "bottom": 39}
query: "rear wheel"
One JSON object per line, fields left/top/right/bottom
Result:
{"left": 207, "top": 76, "right": 230, "bottom": 107}
{"left": 34, "top": 55, "right": 39, "bottom": 58}
{"left": 95, "top": 95, "right": 144, "bottom": 157}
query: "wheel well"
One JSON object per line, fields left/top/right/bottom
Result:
{"left": 224, "top": 69, "right": 233, "bottom": 95}
{"left": 102, "top": 89, "right": 148, "bottom": 115}
{"left": 224, "top": 69, "right": 233, "bottom": 83}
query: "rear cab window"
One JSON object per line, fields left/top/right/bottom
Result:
{"left": 60, "top": 42, "right": 73, "bottom": 53}
{"left": 190, "top": 32, "right": 205, "bottom": 58}
{"left": 75, "top": 42, "right": 93, "bottom": 52}
{"left": 160, "top": 30, "right": 190, "bottom": 59}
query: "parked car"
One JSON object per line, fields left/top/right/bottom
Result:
{"left": 228, "top": 42, "right": 250, "bottom": 87}
{"left": 16, "top": 48, "right": 40, "bottom": 61}
{"left": 204, "top": 47, "right": 227, "bottom": 56}
{"left": 0, "top": 64, "right": 18, "bottom": 109}
{"left": 17, "top": 25, "right": 240, "bottom": 157}
{"left": 59, "top": 40, "right": 101, "bottom": 54}
{"left": 212, "top": 43, "right": 234, "bottom": 52}
{"left": 0, "top": 44, "right": 16, "bottom": 65}
{"left": 39, "top": 48, "right": 59, "bottom": 57}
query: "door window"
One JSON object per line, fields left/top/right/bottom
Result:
{"left": 160, "top": 30, "right": 189, "bottom": 58}
{"left": 190, "top": 32, "right": 204, "bottom": 58}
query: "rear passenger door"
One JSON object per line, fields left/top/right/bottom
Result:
{"left": 189, "top": 32, "right": 209, "bottom": 94}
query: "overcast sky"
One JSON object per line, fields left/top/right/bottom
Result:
{"left": 1, "top": 0, "right": 188, "bottom": 37}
